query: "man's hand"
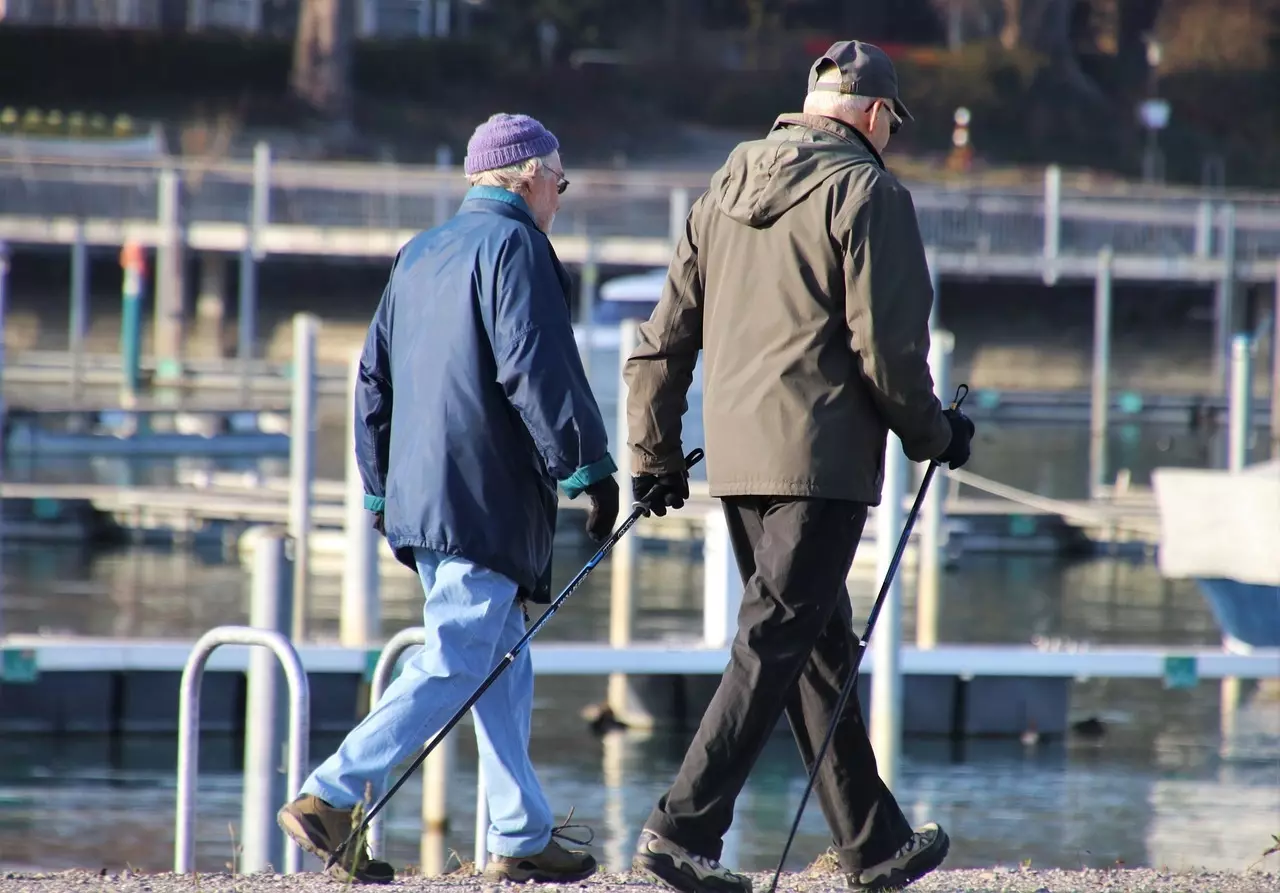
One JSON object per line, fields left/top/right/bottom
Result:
{"left": 936, "top": 409, "right": 976, "bottom": 470}
{"left": 371, "top": 511, "right": 385, "bottom": 535}
{"left": 632, "top": 469, "right": 690, "bottom": 517}
{"left": 583, "top": 476, "right": 620, "bottom": 542}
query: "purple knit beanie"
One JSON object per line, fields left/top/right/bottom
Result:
{"left": 464, "top": 113, "right": 560, "bottom": 176}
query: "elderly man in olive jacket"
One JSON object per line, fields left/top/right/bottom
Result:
{"left": 624, "top": 41, "right": 975, "bottom": 893}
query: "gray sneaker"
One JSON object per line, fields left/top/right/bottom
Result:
{"left": 845, "top": 822, "right": 950, "bottom": 891}
{"left": 632, "top": 829, "right": 752, "bottom": 893}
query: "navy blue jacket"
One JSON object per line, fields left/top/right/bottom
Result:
{"left": 353, "top": 186, "right": 616, "bottom": 602}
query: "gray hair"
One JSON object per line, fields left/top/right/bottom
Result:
{"left": 802, "top": 66, "right": 890, "bottom": 121}
{"left": 466, "top": 151, "right": 559, "bottom": 192}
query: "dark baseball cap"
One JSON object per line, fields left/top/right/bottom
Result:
{"left": 806, "top": 40, "right": 913, "bottom": 124}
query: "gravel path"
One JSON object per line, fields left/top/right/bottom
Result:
{"left": 1, "top": 868, "right": 1276, "bottom": 893}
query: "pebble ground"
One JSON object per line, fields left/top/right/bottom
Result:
{"left": 1, "top": 867, "right": 1277, "bottom": 893}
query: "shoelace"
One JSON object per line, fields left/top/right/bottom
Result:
{"left": 550, "top": 806, "right": 595, "bottom": 847}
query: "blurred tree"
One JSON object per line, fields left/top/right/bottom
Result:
{"left": 292, "top": 0, "right": 353, "bottom": 121}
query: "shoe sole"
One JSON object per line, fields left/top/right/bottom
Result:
{"left": 482, "top": 857, "right": 599, "bottom": 885}
{"left": 632, "top": 855, "right": 750, "bottom": 893}
{"left": 853, "top": 831, "right": 951, "bottom": 892}
{"left": 276, "top": 809, "right": 394, "bottom": 885}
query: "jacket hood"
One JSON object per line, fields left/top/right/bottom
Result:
{"left": 709, "top": 113, "right": 881, "bottom": 228}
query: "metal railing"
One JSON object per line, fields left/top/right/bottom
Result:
{"left": 4, "top": 147, "right": 1280, "bottom": 267}
{"left": 174, "top": 625, "right": 311, "bottom": 875}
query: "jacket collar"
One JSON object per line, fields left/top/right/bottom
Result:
{"left": 769, "top": 112, "right": 886, "bottom": 169}
{"left": 460, "top": 185, "right": 538, "bottom": 225}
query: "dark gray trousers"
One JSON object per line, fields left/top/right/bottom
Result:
{"left": 644, "top": 496, "right": 912, "bottom": 874}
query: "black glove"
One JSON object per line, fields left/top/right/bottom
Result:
{"left": 582, "top": 475, "right": 620, "bottom": 542}
{"left": 632, "top": 469, "right": 690, "bottom": 517}
{"left": 371, "top": 511, "right": 385, "bottom": 535}
{"left": 936, "top": 409, "right": 976, "bottom": 470}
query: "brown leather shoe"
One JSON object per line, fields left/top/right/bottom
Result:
{"left": 482, "top": 811, "right": 599, "bottom": 883}
{"left": 276, "top": 794, "right": 395, "bottom": 884}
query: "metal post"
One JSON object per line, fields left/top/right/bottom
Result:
{"left": 607, "top": 319, "right": 644, "bottom": 725}
{"left": 69, "top": 223, "right": 88, "bottom": 405}
{"left": 917, "top": 331, "right": 953, "bottom": 650}
{"left": 174, "top": 626, "right": 309, "bottom": 875}
{"left": 702, "top": 508, "right": 742, "bottom": 648}
{"left": 669, "top": 187, "right": 691, "bottom": 245}
{"left": 1228, "top": 334, "right": 1253, "bottom": 472}
{"left": 926, "top": 247, "right": 941, "bottom": 332}
{"left": 240, "top": 529, "right": 296, "bottom": 874}
{"left": 289, "top": 314, "right": 319, "bottom": 641}
{"left": 870, "top": 433, "right": 907, "bottom": 793}
{"left": 237, "top": 246, "right": 257, "bottom": 403}
{"left": 434, "top": 145, "right": 453, "bottom": 227}
{"left": 1195, "top": 200, "right": 1214, "bottom": 257}
{"left": 1216, "top": 204, "right": 1237, "bottom": 397}
{"left": 420, "top": 730, "right": 454, "bottom": 874}
{"left": 119, "top": 241, "right": 146, "bottom": 409}
{"left": 579, "top": 239, "right": 598, "bottom": 382}
{"left": 366, "top": 627, "right": 428, "bottom": 858}
{"left": 342, "top": 348, "right": 380, "bottom": 647}
{"left": 154, "top": 166, "right": 186, "bottom": 383}
{"left": 1042, "top": 164, "right": 1061, "bottom": 284}
{"left": 1272, "top": 263, "right": 1280, "bottom": 459}
{"left": 474, "top": 761, "right": 488, "bottom": 872}
{"left": 1090, "top": 247, "right": 1114, "bottom": 498}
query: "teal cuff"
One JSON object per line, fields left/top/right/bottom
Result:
{"left": 364, "top": 494, "right": 385, "bottom": 513}
{"left": 560, "top": 453, "right": 618, "bottom": 499}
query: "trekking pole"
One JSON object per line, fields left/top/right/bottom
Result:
{"left": 326, "top": 447, "right": 706, "bottom": 872}
{"left": 764, "top": 385, "right": 969, "bottom": 893}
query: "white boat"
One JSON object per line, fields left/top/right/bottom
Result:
{"left": 1151, "top": 458, "right": 1280, "bottom": 651}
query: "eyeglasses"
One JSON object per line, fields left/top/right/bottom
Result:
{"left": 549, "top": 167, "right": 569, "bottom": 194}
{"left": 879, "top": 101, "right": 902, "bottom": 135}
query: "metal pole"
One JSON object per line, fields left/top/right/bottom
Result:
{"left": 238, "top": 245, "right": 257, "bottom": 405}
{"left": 420, "top": 730, "right": 454, "bottom": 874}
{"left": 240, "top": 529, "right": 296, "bottom": 874}
{"left": 119, "top": 241, "right": 146, "bottom": 409}
{"left": 870, "top": 433, "right": 907, "bottom": 793}
{"left": 702, "top": 508, "right": 743, "bottom": 648}
{"left": 366, "top": 627, "right": 428, "bottom": 858}
{"left": 1272, "top": 263, "right": 1280, "bottom": 460}
{"left": 607, "top": 319, "right": 643, "bottom": 725}
{"left": 1090, "top": 247, "right": 1113, "bottom": 498}
{"left": 474, "top": 760, "right": 488, "bottom": 873}
{"left": 926, "top": 247, "right": 941, "bottom": 332}
{"left": 669, "top": 187, "right": 690, "bottom": 245}
{"left": 175, "top": 627, "right": 309, "bottom": 875}
{"left": 1216, "top": 204, "right": 1237, "bottom": 397}
{"left": 1042, "top": 164, "right": 1061, "bottom": 284}
{"left": 289, "top": 313, "right": 318, "bottom": 641}
{"left": 69, "top": 224, "right": 88, "bottom": 405}
{"left": 342, "top": 348, "right": 380, "bottom": 647}
{"left": 917, "top": 331, "right": 953, "bottom": 650}
{"left": 1228, "top": 334, "right": 1253, "bottom": 472}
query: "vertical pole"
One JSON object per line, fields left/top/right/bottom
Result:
{"left": 669, "top": 187, "right": 690, "bottom": 245}
{"left": 1272, "top": 263, "right": 1280, "bottom": 459}
{"left": 1042, "top": 164, "right": 1061, "bottom": 285}
{"left": 1194, "top": 200, "right": 1213, "bottom": 258}
{"left": 154, "top": 166, "right": 186, "bottom": 383}
{"left": 358, "top": 0, "right": 378, "bottom": 36}
{"left": 69, "top": 223, "right": 88, "bottom": 405}
{"left": 0, "top": 241, "right": 8, "bottom": 642}
{"left": 870, "top": 434, "right": 907, "bottom": 793}
{"left": 579, "top": 239, "right": 598, "bottom": 382}
{"left": 420, "top": 731, "right": 454, "bottom": 874}
{"left": 240, "top": 529, "right": 295, "bottom": 874}
{"left": 342, "top": 348, "right": 381, "bottom": 647}
{"left": 702, "top": 508, "right": 743, "bottom": 648}
{"left": 1228, "top": 334, "right": 1253, "bottom": 472}
{"left": 434, "top": 145, "right": 453, "bottom": 227}
{"left": 917, "top": 331, "right": 953, "bottom": 650}
{"left": 289, "top": 313, "right": 318, "bottom": 642}
{"left": 238, "top": 245, "right": 257, "bottom": 404}
{"left": 474, "top": 761, "right": 488, "bottom": 872}
{"left": 608, "top": 319, "right": 644, "bottom": 725}
{"left": 1090, "top": 247, "right": 1114, "bottom": 498}
{"left": 926, "top": 247, "right": 941, "bottom": 332}
{"left": 1215, "top": 204, "right": 1237, "bottom": 397}
{"left": 119, "top": 241, "right": 146, "bottom": 410}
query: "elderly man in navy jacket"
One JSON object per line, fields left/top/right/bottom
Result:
{"left": 277, "top": 113, "right": 618, "bottom": 885}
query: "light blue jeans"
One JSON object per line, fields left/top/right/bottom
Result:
{"left": 301, "top": 547, "right": 555, "bottom": 857}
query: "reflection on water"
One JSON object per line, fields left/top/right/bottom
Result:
{"left": 0, "top": 695, "right": 1277, "bottom": 875}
